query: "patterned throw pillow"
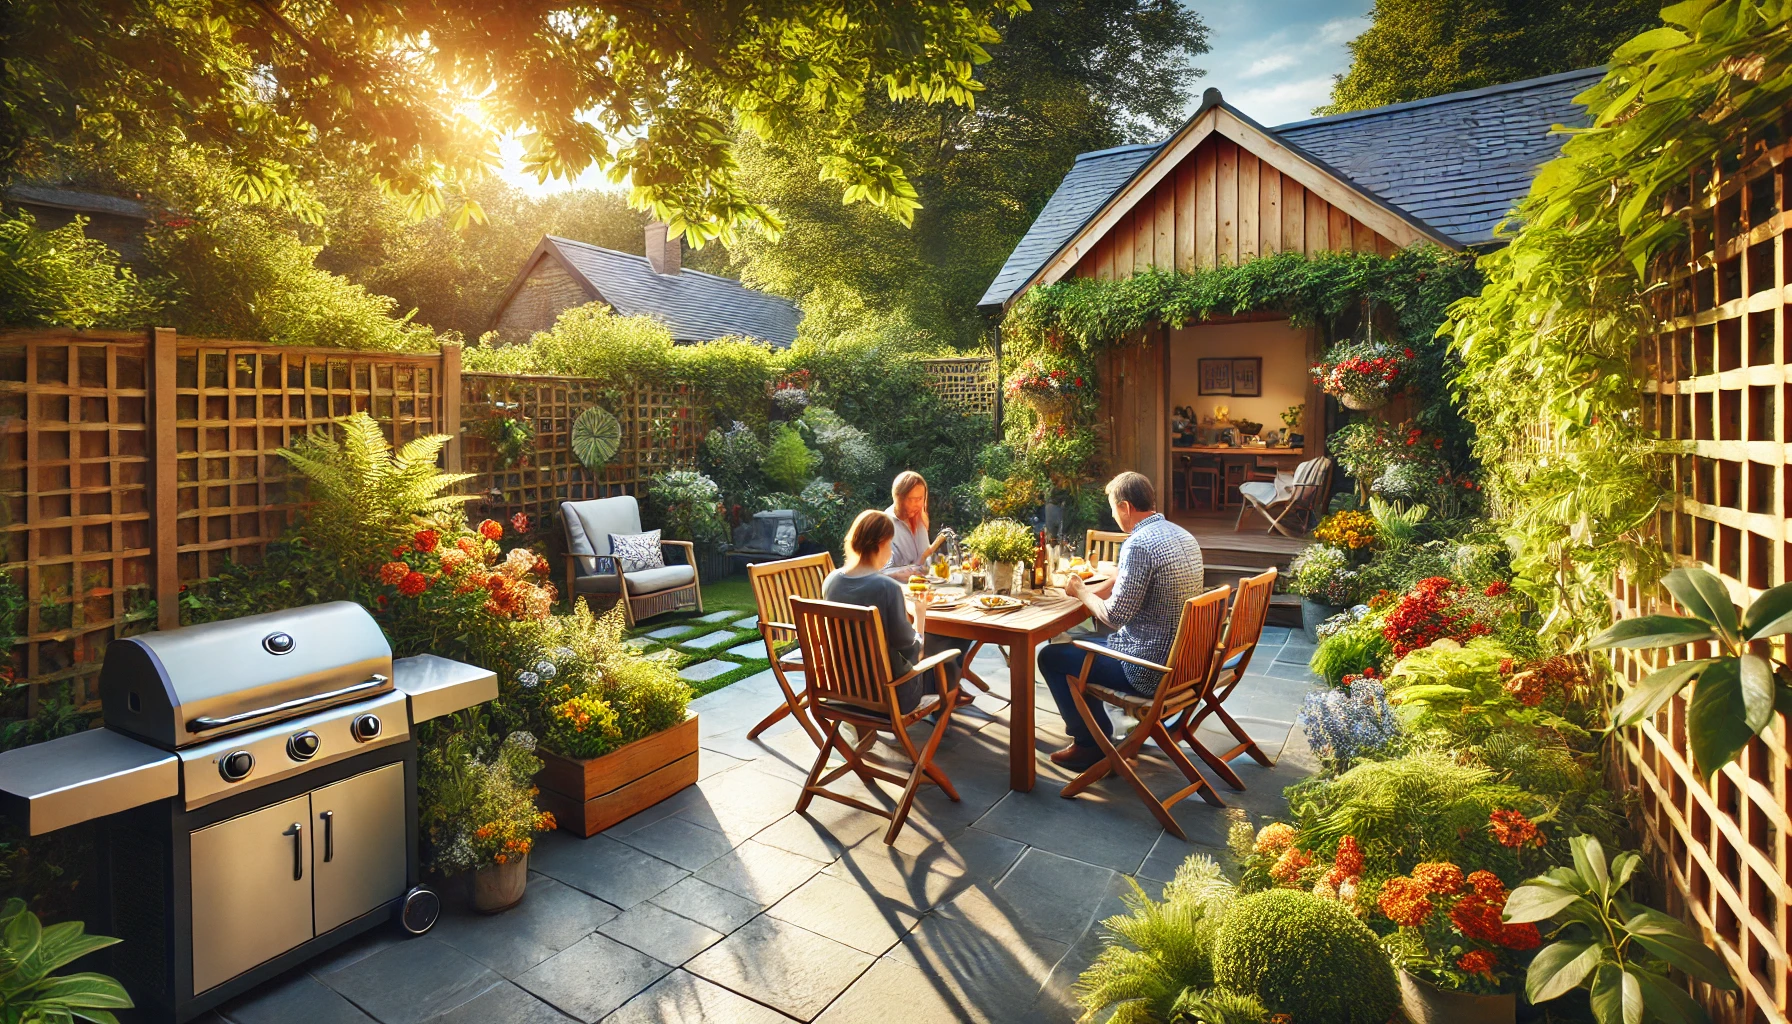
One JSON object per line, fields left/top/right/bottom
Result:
{"left": 609, "top": 531, "right": 665, "bottom": 573}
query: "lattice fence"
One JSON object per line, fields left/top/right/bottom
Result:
{"left": 1622, "top": 126, "right": 1789, "bottom": 1024}
{"left": 920, "top": 356, "right": 997, "bottom": 417}
{"left": 459, "top": 373, "right": 703, "bottom": 532}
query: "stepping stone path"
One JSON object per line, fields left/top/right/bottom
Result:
{"left": 645, "top": 649, "right": 680, "bottom": 664}
{"left": 724, "top": 642, "right": 763, "bottom": 659}
{"left": 624, "top": 637, "right": 656, "bottom": 649}
{"left": 647, "top": 625, "right": 695, "bottom": 640}
{"left": 681, "top": 631, "right": 737, "bottom": 651}
{"left": 732, "top": 615, "right": 759, "bottom": 630}
{"left": 697, "top": 610, "right": 742, "bottom": 623}
{"left": 678, "top": 660, "right": 735, "bottom": 683}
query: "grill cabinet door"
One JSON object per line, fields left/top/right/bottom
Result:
{"left": 310, "top": 762, "right": 406, "bottom": 934}
{"left": 189, "top": 793, "right": 314, "bottom": 993}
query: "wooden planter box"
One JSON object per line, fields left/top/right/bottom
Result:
{"left": 535, "top": 714, "right": 699, "bottom": 837}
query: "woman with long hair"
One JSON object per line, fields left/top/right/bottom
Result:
{"left": 884, "top": 470, "right": 947, "bottom": 579}
{"left": 824, "top": 508, "right": 970, "bottom": 710}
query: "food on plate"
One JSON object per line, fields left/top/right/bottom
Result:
{"left": 977, "top": 595, "right": 1018, "bottom": 609}
{"left": 908, "top": 575, "right": 931, "bottom": 594}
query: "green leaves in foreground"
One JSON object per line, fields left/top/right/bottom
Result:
{"left": 0, "top": 898, "right": 133, "bottom": 1023}
{"left": 1505, "top": 836, "right": 1733, "bottom": 1024}
{"left": 1590, "top": 568, "right": 1792, "bottom": 778}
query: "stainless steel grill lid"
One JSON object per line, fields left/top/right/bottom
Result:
{"left": 99, "top": 601, "right": 394, "bottom": 749}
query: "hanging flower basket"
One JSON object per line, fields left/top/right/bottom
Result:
{"left": 1312, "top": 340, "right": 1413, "bottom": 411}
{"left": 1005, "top": 360, "right": 1088, "bottom": 423}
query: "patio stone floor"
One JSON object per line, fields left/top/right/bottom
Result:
{"left": 202, "top": 628, "right": 1320, "bottom": 1024}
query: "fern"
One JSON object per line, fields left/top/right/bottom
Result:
{"left": 1077, "top": 857, "right": 1239, "bottom": 1024}
{"left": 1292, "top": 748, "right": 1530, "bottom": 872}
{"left": 278, "top": 412, "right": 474, "bottom": 570}
{"left": 1367, "top": 496, "right": 1428, "bottom": 547}
{"left": 1165, "top": 988, "right": 1269, "bottom": 1024}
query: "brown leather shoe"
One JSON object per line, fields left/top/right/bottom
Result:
{"left": 1049, "top": 744, "right": 1106, "bottom": 771}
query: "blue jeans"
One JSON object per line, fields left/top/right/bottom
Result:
{"left": 1037, "top": 639, "right": 1133, "bottom": 748}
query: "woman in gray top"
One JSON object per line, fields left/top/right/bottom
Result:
{"left": 824, "top": 509, "right": 970, "bottom": 713}
{"left": 883, "top": 470, "right": 947, "bottom": 579}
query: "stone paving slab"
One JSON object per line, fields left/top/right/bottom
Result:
{"left": 681, "top": 630, "right": 739, "bottom": 650}
{"left": 697, "top": 609, "right": 743, "bottom": 622}
{"left": 686, "top": 915, "right": 876, "bottom": 1021}
{"left": 220, "top": 970, "right": 376, "bottom": 1024}
{"left": 613, "top": 813, "right": 737, "bottom": 871}
{"left": 723, "top": 640, "right": 765, "bottom": 659}
{"left": 604, "top": 970, "right": 796, "bottom": 1024}
{"left": 428, "top": 875, "right": 620, "bottom": 978}
{"left": 733, "top": 614, "right": 760, "bottom": 629}
{"left": 624, "top": 636, "right": 656, "bottom": 649}
{"left": 649, "top": 877, "right": 767, "bottom": 935}
{"left": 314, "top": 938, "right": 499, "bottom": 1024}
{"left": 766, "top": 871, "right": 921, "bottom": 956}
{"left": 516, "top": 933, "right": 672, "bottom": 1022}
{"left": 646, "top": 625, "right": 696, "bottom": 640}
{"left": 677, "top": 658, "right": 734, "bottom": 682}
{"left": 694, "top": 839, "right": 830, "bottom": 905}
{"left": 426, "top": 981, "right": 572, "bottom": 1024}
{"left": 599, "top": 901, "right": 727, "bottom": 966}
{"left": 529, "top": 832, "right": 689, "bottom": 909}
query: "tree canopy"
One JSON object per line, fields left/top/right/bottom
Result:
{"left": 4, "top": 0, "right": 1030, "bottom": 240}
{"left": 723, "top": 0, "right": 1209, "bottom": 347}
{"left": 1320, "top": 0, "right": 1661, "bottom": 114}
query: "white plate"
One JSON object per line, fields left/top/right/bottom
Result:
{"left": 974, "top": 595, "right": 1024, "bottom": 612}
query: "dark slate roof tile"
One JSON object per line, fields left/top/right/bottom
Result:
{"left": 545, "top": 236, "right": 801, "bottom": 348}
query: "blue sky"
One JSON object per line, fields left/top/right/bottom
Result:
{"left": 1189, "top": 0, "right": 1375, "bottom": 127}
{"left": 498, "top": 0, "right": 1374, "bottom": 192}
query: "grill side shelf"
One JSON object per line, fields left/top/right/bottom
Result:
{"left": 393, "top": 655, "right": 498, "bottom": 723}
{"left": 0, "top": 729, "right": 179, "bottom": 835}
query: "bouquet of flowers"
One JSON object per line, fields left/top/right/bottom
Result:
{"left": 1311, "top": 341, "right": 1413, "bottom": 410}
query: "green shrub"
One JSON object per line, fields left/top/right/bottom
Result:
{"left": 1310, "top": 613, "right": 1391, "bottom": 685}
{"left": 646, "top": 469, "right": 727, "bottom": 543}
{"left": 763, "top": 424, "right": 818, "bottom": 491}
{"left": 0, "top": 211, "right": 162, "bottom": 329}
{"left": 1210, "top": 890, "right": 1398, "bottom": 1024}
{"left": 608, "top": 658, "right": 692, "bottom": 741}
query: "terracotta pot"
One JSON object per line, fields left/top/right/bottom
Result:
{"left": 1301, "top": 598, "right": 1346, "bottom": 642}
{"left": 1399, "top": 969, "right": 1516, "bottom": 1024}
{"left": 472, "top": 852, "right": 529, "bottom": 913}
{"left": 987, "top": 562, "right": 1018, "bottom": 593}
{"left": 1340, "top": 390, "right": 1389, "bottom": 411}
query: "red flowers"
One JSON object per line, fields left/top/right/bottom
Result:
{"left": 1323, "top": 835, "right": 1363, "bottom": 888}
{"left": 1483, "top": 580, "right": 1510, "bottom": 597}
{"left": 510, "top": 512, "right": 531, "bottom": 534}
{"left": 1456, "top": 950, "right": 1497, "bottom": 976}
{"left": 1412, "top": 861, "right": 1464, "bottom": 895}
{"left": 1377, "top": 876, "right": 1434, "bottom": 927}
{"left": 1381, "top": 577, "right": 1486, "bottom": 658}
{"left": 397, "top": 571, "right": 429, "bottom": 597}
{"left": 378, "top": 561, "right": 411, "bottom": 585}
{"left": 413, "top": 529, "right": 440, "bottom": 554}
{"left": 478, "top": 519, "right": 504, "bottom": 541}
{"left": 1489, "top": 809, "right": 1544, "bottom": 848}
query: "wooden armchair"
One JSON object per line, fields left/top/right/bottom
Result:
{"left": 1085, "top": 529, "right": 1129, "bottom": 568}
{"left": 1174, "top": 568, "right": 1278, "bottom": 790}
{"left": 560, "top": 495, "right": 702, "bottom": 627}
{"left": 744, "top": 552, "right": 835, "bottom": 747}
{"left": 1059, "top": 586, "right": 1231, "bottom": 839}
{"left": 1234, "top": 457, "right": 1332, "bottom": 537}
{"left": 788, "top": 596, "right": 963, "bottom": 845}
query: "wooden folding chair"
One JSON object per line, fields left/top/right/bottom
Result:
{"left": 1234, "top": 457, "right": 1332, "bottom": 537}
{"left": 1175, "top": 569, "right": 1279, "bottom": 789}
{"left": 1059, "top": 586, "right": 1232, "bottom": 839}
{"left": 1085, "top": 529, "right": 1129, "bottom": 567}
{"left": 788, "top": 596, "right": 963, "bottom": 845}
{"left": 744, "top": 553, "right": 835, "bottom": 746}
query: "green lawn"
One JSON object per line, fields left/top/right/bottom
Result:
{"left": 620, "top": 576, "right": 786, "bottom": 696}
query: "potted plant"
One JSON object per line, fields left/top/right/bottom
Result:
{"left": 534, "top": 657, "right": 696, "bottom": 837}
{"left": 421, "top": 731, "right": 557, "bottom": 913}
{"left": 964, "top": 518, "right": 1036, "bottom": 593}
{"left": 0, "top": 898, "right": 133, "bottom": 1022}
{"left": 1376, "top": 860, "right": 1541, "bottom": 1024}
{"left": 1281, "top": 403, "right": 1305, "bottom": 447}
{"left": 647, "top": 468, "right": 730, "bottom": 579}
{"left": 1288, "top": 544, "right": 1363, "bottom": 641}
{"left": 1311, "top": 340, "right": 1413, "bottom": 411}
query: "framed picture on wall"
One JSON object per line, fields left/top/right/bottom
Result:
{"left": 1197, "top": 359, "right": 1233, "bottom": 395}
{"left": 1231, "top": 358, "right": 1262, "bottom": 397}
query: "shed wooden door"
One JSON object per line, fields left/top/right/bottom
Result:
{"left": 1099, "top": 334, "right": 1168, "bottom": 502}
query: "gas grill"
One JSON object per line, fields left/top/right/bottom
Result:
{"left": 0, "top": 602, "right": 497, "bottom": 1024}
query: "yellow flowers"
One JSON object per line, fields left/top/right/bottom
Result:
{"left": 1313, "top": 510, "right": 1377, "bottom": 550}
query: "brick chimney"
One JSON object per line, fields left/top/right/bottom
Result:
{"left": 644, "top": 221, "right": 682, "bottom": 275}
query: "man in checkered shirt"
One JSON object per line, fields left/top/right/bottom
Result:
{"left": 1037, "top": 471, "right": 1205, "bottom": 771}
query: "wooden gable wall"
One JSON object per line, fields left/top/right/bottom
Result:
{"left": 1072, "top": 134, "right": 1399, "bottom": 281}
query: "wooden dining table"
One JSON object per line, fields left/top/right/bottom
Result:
{"left": 924, "top": 588, "right": 1095, "bottom": 792}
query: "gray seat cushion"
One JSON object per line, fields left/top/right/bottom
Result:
{"left": 573, "top": 564, "right": 696, "bottom": 596}
{"left": 562, "top": 496, "right": 644, "bottom": 575}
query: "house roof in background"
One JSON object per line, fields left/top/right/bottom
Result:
{"left": 3, "top": 184, "right": 150, "bottom": 219}
{"left": 508, "top": 235, "right": 801, "bottom": 347}
{"left": 978, "top": 67, "right": 1602, "bottom": 309}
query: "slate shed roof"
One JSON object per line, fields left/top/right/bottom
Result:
{"left": 521, "top": 235, "right": 801, "bottom": 348}
{"left": 3, "top": 184, "right": 150, "bottom": 219}
{"left": 978, "top": 67, "right": 1602, "bottom": 309}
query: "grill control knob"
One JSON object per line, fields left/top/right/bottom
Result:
{"left": 350, "top": 714, "right": 382, "bottom": 742}
{"left": 220, "top": 750, "right": 254, "bottom": 781}
{"left": 287, "top": 730, "right": 320, "bottom": 761}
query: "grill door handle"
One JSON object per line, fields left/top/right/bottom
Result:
{"left": 319, "top": 810, "right": 334, "bottom": 862}
{"left": 188, "top": 675, "right": 389, "bottom": 732}
{"left": 284, "top": 822, "right": 303, "bottom": 881}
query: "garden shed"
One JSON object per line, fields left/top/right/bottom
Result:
{"left": 981, "top": 68, "right": 1602, "bottom": 510}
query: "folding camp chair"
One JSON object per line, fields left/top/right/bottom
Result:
{"left": 1235, "top": 457, "right": 1332, "bottom": 537}
{"left": 788, "top": 596, "right": 963, "bottom": 845}
{"left": 744, "top": 552, "right": 835, "bottom": 746}
{"left": 1175, "top": 568, "right": 1278, "bottom": 789}
{"left": 1059, "top": 586, "right": 1232, "bottom": 839}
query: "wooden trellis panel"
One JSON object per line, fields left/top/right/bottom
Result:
{"left": 459, "top": 373, "right": 702, "bottom": 529}
{"left": 0, "top": 331, "right": 155, "bottom": 706}
{"left": 165, "top": 337, "right": 447, "bottom": 596}
{"left": 920, "top": 356, "right": 997, "bottom": 417}
{"left": 1625, "top": 123, "right": 1790, "bottom": 1024}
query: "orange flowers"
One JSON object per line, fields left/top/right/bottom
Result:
{"left": 378, "top": 561, "right": 410, "bottom": 585}
{"left": 1412, "top": 861, "right": 1464, "bottom": 895}
{"left": 1253, "top": 822, "right": 1297, "bottom": 855}
{"left": 1323, "top": 835, "right": 1363, "bottom": 889}
{"left": 1269, "top": 847, "right": 1313, "bottom": 886}
{"left": 397, "top": 571, "right": 429, "bottom": 597}
{"left": 1489, "top": 809, "right": 1544, "bottom": 848}
{"left": 479, "top": 519, "right": 504, "bottom": 541}
{"left": 1377, "top": 876, "right": 1434, "bottom": 927}
{"left": 413, "top": 529, "right": 440, "bottom": 553}
{"left": 1456, "top": 949, "right": 1497, "bottom": 976}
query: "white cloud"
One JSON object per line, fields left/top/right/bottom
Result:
{"left": 1245, "top": 53, "right": 1300, "bottom": 77}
